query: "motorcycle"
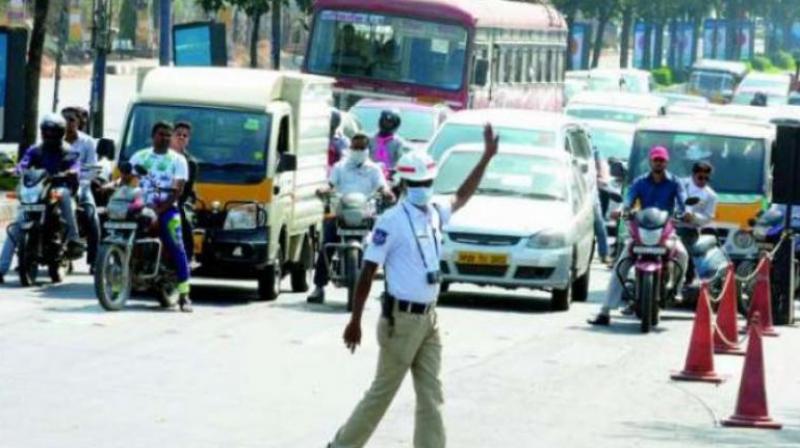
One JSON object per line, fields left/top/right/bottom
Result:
{"left": 94, "top": 163, "right": 180, "bottom": 311}
{"left": 617, "top": 198, "right": 701, "bottom": 333}
{"left": 321, "top": 192, "right": 384, "bottom": 311}
{"left": 735, "top": 207, "right": 800, "bottom": 317}
{"left": 13, "top": 168, "right": 81, "bottom": 286}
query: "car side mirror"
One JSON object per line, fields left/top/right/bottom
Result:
{"left": 472, "top": 58, "right": 489, "bottom": 87}
{"left": 277, "top": 153, "right": 297, "bottom": 173}
{"left": 96, "top": 138, "right": 116, "bottom": 160}
{"left": 608, "top": 158, "right": 626, "bottom": 179}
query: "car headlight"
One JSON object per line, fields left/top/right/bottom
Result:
{"left": 527, "top": 230, "right": 567, "bottom": 249}
{"left": 224, "top": 205, "right": 264, "bottom": 230}
{"left": 732, "top": 230, "right": 755, "bottom": 249}
{"left": 638, "top": 228, "right": 662, "bottom": 246}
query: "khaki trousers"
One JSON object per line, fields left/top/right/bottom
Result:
{"left": 331, "top": 308, "right": 444, "bottom": 448}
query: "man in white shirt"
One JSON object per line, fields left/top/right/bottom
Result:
{"left": 327, "top": 125, "right": 499, "bottom": 448}
{"left": 679, "top": 161, "right": 718, "bottom": 285}
{"left": 62, "top": 107, "right": 100, "bottom": 270}
{"left": 307, "top": 133, "right": 395, "bottom": 303}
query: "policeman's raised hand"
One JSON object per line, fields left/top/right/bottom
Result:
{"left": 483, "top": 123, "right": 499, "bottom": 160}
{"left": 343, "top": 319, "right": 362, "bottom": 353}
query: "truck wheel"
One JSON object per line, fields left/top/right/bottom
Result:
{"left": 17, "top": 232, "right": 38, "bottom": 287}
{"left": 290, "top": 262, "right": 310, "bottom": 293}
{"left": 95, "top": 244, "right": 131, "bottom": 311}
{"left": 257, "top": 263, "right": 281, "bottom": 302}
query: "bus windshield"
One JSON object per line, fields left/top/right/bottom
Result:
{"left": 306, "top": 9, "right": 468, "bottom": 92}
{"left": 629, "top": 131, "right": 766, "bottom": 195}
{"left": 120, "top": 104, "right": 271, "bottom": 185}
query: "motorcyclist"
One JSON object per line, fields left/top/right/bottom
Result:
{"left": 368, "top": 109, "right": 413, "bottom": 178}
{"left": 0, "top": 114, "right": 85, "bottom": 283}
{"left": 677, "top": 161, "right": 718, "bottom": 285}
{"left": 62, "top": 107, "right": 100, "bottom": 271}
{"left": 308, "top": 132, "right": 395, "bottom": 304}
{"left": 750, "top": 91, "right": 768, "bottom": 107}
{"left": 588, "top": 146, "right": 693, "bottom": 326}
{"left": 128, "top": 122, "right": 192, "bottom": 312}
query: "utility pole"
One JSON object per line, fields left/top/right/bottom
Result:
{"left": 52, "top": 0, "right": 70, "bottom": 112}
{"left": 89, "top": 0, "right": 112, "bottom": 138}
{"left": 271, "top": 0, "right": 280, "bottom": 69}
{"left": 159, "top": 0, "right": 171, "bottom": 65}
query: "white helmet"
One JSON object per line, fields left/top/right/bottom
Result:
{"left": 395, "top": 150, "right": 438, "bottom": 182}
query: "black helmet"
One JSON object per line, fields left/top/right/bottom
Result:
{"left": 40, "top": 113, "right": 67, "bottom": 143}
{"left": 750, "top": 92, "right": 768, "bottom": 107}
{"left": 378, "top": 109, "right": 401, "bottom": 134}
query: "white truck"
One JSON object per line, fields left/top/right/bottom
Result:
{"left": 115, "top": 67, "right": 332, "bottom": 301}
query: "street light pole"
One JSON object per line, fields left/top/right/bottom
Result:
{"left": 89, "top": 0, "right": 112, "bottom": 138}
{"left": 52, "top": 0, "right": 70, "bottom": 113}
{"left": 159, "top": 0, "right": 171, "bottom": 65}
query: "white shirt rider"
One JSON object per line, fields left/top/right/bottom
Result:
{"left": 128, "top": 148, "right": 189, "bottom": 207}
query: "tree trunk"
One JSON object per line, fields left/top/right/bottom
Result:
{"left": 619, "top": 4, "right": 633, "bottom": 68}
{"left": 250, "top": 13, "right": 261, "bottom": 68}
{"left": 19, "top": 0, "right": 50, "bottom": 159}
{"left": 591, "top": 9, "right": 611, "bottom": 68}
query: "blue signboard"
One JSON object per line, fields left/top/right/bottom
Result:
{"left": 174, "top": 24, "right": 212, "bottom": 66}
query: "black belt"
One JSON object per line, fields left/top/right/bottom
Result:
{"left": 396, "top": 299, "right": 434, "bottom": 314}
{"left": 383, "top": 294, "right": 434, "bottom": 315}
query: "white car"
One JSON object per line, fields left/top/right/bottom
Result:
{"left": 586, "top": 68, "right": 655, "bottom": 94}
{"left": 426, "top": 108, "right": 597, "bottom": 194}
{"left": 566, "top": 91, "right": 667, "bottom": 124}
{"left": 435, "top": 144, "right": 595, "bottom": 311}
{"left": 733, "top": 72, "right": 792, "bottom": 106}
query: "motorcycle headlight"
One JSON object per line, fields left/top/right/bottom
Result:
{"left": 732, "top": 230, "right": 755, "bottom": 249}
{"left": 527, "top": 230, "right": 567, "bottom": 249}
{"left": 19, "top": 185, "right": 42, "bottom": 204}
{"left": 639, "top": 228, "right": 662, "bottom": 246}
{"left": 224, "top": 205, "right": 264, "bottom": 230}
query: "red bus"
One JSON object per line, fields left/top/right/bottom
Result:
{"left": 303, "top": 0, "right": 568, "bottom": 111}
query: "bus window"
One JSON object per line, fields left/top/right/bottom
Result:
{"left": 306, "top": 10, "right": 469, "bottom": 91}
{"left": 503, "top": 47, "right": 513, "bottom": 84}
{"left": 515, "top": 48, "right": 524, "bottom": 83}
{"left": 546, "top": 49, "right": 553, "bottom": 83}
{"left": 491, "top": 45, "right": 500, "bottom": 84}
{"left": 535, "top": 48, "right": 544, "bottom": 83}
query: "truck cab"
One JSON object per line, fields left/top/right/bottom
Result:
{"left": 117, "top": 67, "right": 333, "bottom": 301}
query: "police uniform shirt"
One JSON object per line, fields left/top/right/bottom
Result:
{"left": 330, "top": 158, "right": 386, "bottom": 195}
{"left": 364, "top": 199, "right": 452, "bottom": 304}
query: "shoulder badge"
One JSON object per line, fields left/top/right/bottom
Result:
{"left": 372, "top": 228, "right": 388, "bottom": 246}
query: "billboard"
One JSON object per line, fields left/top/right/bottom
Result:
{"left": 0, "top": 27, "right": 26, "bottom": 143}
{"left": 173, "top": 22, "right": 228, "bottom": 67}
{"left": 633, "top": 22, "right": 647, "bottom": 69}
{"left": 737, "top": 21, "right": 754, "bottom": 61}
{"left": 703, "top": 20, "right": 715, "bottom": 59}
{"left": 569, "top": 23, "right": 590, "bottom": 70}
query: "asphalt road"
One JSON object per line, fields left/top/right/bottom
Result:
{"left": 0, "top": 251, "right": 799, "bottom": 447}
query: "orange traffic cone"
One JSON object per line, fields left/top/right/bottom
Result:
{"left": 671, "top": 283, "right": 725, "bottom": 384}
{"left": 722, "top": 312, "right": 783, "bottom": 429}
{"left": 747, "top": 257, "right": 779, "bottom": 337}
{"left": 715, "top": 265, "right": 746, "bottom": 356}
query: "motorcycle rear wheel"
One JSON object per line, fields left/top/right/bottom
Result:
{"left": 95, "top": 244, "right": 131, "bottom": 311}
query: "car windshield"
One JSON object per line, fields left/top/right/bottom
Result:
{"left": 434, "top": 152, "right": 568, "bottom": 201}
{"left": 121, "top": 104, "right": 271, "bottom": 185}
{"left": 566, "top": 107, "right": 647, "bottom": 124}
{"left": 350, "top": 106, "right": 436, "bottom": 142}
{"left": 306, "top": 9, "right": 468, "bottom": 92}
{"left": 690, "top": 71, "right": 735, "bottom": 93}
{"left": 629, "top": 131, "right": 766, "bottom": 195}
{"left": 589, "top": 127, "right": 634, "bottom": 160}
{"left": 428, "top": 123, "right": 557, "bottom": 161}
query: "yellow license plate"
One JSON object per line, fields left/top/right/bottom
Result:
{"left": 457, "top": 252, "right": 508, "bottom": 266}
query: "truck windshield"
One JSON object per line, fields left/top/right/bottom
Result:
{"left": 629, "top": 131, "right": 766, "bottom": 195}
{"left": 306, "top": 9, "right": 468, "bottom": 92}
{"left": 121, "top": 105, "right": 271, "bottom": 185}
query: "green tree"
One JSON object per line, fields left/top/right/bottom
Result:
{"left": 118, "top": 0, "right": 138, "bottom": 44}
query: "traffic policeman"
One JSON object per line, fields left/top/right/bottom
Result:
{"left": 328, "top": 124, "right": 499, "bottom": 448}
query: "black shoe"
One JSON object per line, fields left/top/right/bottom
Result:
{"left": 179, "top": 294, "right": 193, "bottom": 313}
{"left": 587, "top": 314, "right": 611, "bottom": 326}
{"left": 620, "top": 304, "right": 635, "bottom": 316}
{"left": 307, "top": 287, "right": 325, "bottom": 304}
{"left": 66, "top": 240, "right": 86, "bottom": 259}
